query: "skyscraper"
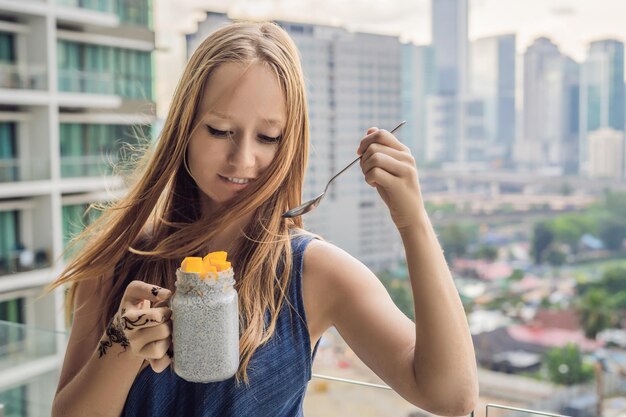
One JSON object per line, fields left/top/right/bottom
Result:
{"left": 579, "top": 39, "right": 625, "bottom": 175}
{"left": 402, "top": 44, "right": 436, "bottom": 163}
{"left": 427, "top": 0, "right": 474, "bottom": 166}
{"left": 470, "top": 34, "right": 516, "bottom": 166}
{"left": 0, "top": 0, "right": 155, "bottom": 412}
{"left": 431, "top": 0, "right": 469, "bottom": 96}
{"left": 520, "top": 37, "right": 577, "bottom": 171}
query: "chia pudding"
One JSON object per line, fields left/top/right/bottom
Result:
{"left": 171, "top": 264, "right": 239, "bottom": 383}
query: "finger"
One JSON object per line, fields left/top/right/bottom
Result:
{"left": 357, "top": 129, "right": 408, "bottom": 156}
{"left": 124, "top": 281, "right": 172, "bottom": 305}
{"left": 122, "top": 307, "right": 172, "bottom": 332}
{"left": 150, "top": 355, "right": 172, "bottom": 373}
{"left": 121, "top": 281, "right": 171, "bottom": 312}
{"left": 360, "top": 143, "right": 415, "bottom": 167}
{"left": 361, "top": 151, "right": 416, "bottom": 180}
{"left": 367, "top": 127, "right": 378, "bottom": 135}
{"left": 139, "top": 338, "right": 171, "bottom": 360}
{"left": 128, "top": 322, "right": 171, "bottom": 353}
{"left": 364, "top": 166, "right": 397, "bottom": 189}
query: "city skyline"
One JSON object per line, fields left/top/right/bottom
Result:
{"left": 155, "top": 0, "right": 626, "bottom": 117}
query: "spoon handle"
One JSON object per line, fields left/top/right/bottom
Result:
{"left": 323, "top": 121, "right": 406, "bottom": 193}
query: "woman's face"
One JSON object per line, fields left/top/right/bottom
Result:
{"left": 187, "top": 62, "right": 287, "bottom": 213}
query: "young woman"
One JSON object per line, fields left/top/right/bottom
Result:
{"left": 49, "top": 21, "right": 478, "bottom": 417}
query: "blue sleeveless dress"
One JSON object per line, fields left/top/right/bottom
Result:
{"left": 122, "top": 234, "right": 320, "bottom": 417}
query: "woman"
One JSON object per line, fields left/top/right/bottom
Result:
{"left": 49, "top": 21, "right": 478, "bottom": 417}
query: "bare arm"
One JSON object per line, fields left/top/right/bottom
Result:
{"left": 52, "top": 279, "right": 172, "bottom": 417}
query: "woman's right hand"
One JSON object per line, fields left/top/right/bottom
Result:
{"left": 118, "top": 280, "right": 173, "bottom": 372}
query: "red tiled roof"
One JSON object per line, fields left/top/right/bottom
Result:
{"left": 507, "top": 324, "right": 603, "bottom": 352}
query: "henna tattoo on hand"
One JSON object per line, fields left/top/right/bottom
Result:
{"left": 122, "top": 314, "right": 167, "bottom": 331}
{"left": 151, "top": 286, "right": 161, "bottom": 297}
{"left": 98, "top": 315, "right": 130, "bottom": 358}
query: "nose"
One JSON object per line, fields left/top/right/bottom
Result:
{"left": 227, "top": 134, "right": 256, "bottom": 170}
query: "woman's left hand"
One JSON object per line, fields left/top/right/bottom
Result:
{"left": 357, "top": 127, "right": 425, "bottom": 231}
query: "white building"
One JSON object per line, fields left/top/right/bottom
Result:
{"left": 188, "top": 12, "right": 403, "bottom": 271}
{"left": 0, "top": 0, "right": 155, "bottom": 413}
{"left": 588, "top": 128, "right": 624, "bottom": 179}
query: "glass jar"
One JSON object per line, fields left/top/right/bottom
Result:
{"left": 171, "top": 268, "right": 239, "bottom": 383}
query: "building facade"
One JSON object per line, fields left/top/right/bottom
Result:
{"left": 0, "top": 0, "right": 155, "bottom": 413}
{"left": 579, "top": 39, "right": 625, "bottom": 176}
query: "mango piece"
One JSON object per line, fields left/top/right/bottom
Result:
{"left": 201, "top": 261, "right": 218, "bottom": 274}
{"left": 203, "top": 251, "right": 228, "bottom": 263}
{"left": 211, "top": 260, "right": 231, "bottom": 272}
{"left": 181, "top": 257, "right": 202, "bottom": 273}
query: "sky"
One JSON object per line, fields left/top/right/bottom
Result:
{"left": 154, "top": 0, "right": 626, "bottom": 117}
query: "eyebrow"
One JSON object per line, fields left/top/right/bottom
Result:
{"left": 207, "top": 111, "right": 284, "bottom": 127}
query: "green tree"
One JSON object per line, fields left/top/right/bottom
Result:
{"left": 474, "top": 245, "right": 498, "bottom": 262}
{"left": 600, "top": 267, "right": 626, "bottom": 294}
{"left": 545, "top": 343, "right": 594, "bottom": 385}
{"left": 577, "top": 288, "right": 614, "bottom": 339}
{"left": 546, "top": 247, "right": 566, "bottom": 267}
{"left": 532, "top": 222, "right": 554, "bottom": 264}
{"left": 599, "top": 217, "right": 626, "bottom": 250}
{"left": 439, "top": 223, "right": 470, "bottom": 262}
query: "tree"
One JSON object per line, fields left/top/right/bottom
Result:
{"left": 546, "top": 247, "right": 566, "bottom": 267}
{"left": 532, "top": 222, "right": 554, "bottom": 264}
{"left": 474, "top": 245, "right": 498, "bottom": 262}
{"left": 545, "top": 343, "right": 594, "bottom": 385}
{"left": 599, "top": 218, "right": 626, "bottom": 250}
{"left": 438, "top": 223, "right": 470, "bottom": 262}
{"left": 577, "top": 288, "right": 615, "bottom": 339}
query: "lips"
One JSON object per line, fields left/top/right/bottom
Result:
{"left": 218, "top": 175, "right": 252, "bottom": 189}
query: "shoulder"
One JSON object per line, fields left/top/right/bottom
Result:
{"left": 302, "top": 238, "right": 381, "bottom": 313}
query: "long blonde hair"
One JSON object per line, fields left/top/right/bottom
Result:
{"left": 48, "top": 21, "right": 317, "bottom": 384}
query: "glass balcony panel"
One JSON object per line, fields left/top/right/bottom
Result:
{"left": 55, "top": 0, "right": 115, "bottom": 13}
{"left": 0, "top": 63, "right": 47, "bottom": 90}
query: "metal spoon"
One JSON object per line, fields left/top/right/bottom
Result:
{"left": 282, "top": 121, "right": 406, "bottom": 218}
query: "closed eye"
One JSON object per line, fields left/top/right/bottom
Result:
{"left": 206, "top": 125, "right": 232, "bottom": 137}
{"left": 258, "top": 134, "right": 282, "bottom": 144}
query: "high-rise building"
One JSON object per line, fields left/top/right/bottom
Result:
{"left": 580, "top": 39, "right": 625, "bottom": 175}
{"left": 470, "top": 34, "right": 516, "bottom": 166}
{"left": 402, "top": 44, "right": 435, "bottom": 163}
{"left": 520, "top": 37, "right": 579, "bottom": 172}
{"left": 188, "top": 12, "right": 403, "bottom": 271}
{"left": 588, "top": 128, "right": 624, "bottom": 179}
{"left": 0, "top": 0, "right": 155, "bottom": 413}
{"left": 431, "top": 0, "right": 468, "bottom": 96}
{"left": 427, "top": 0, "right": 473, "bottom": 166}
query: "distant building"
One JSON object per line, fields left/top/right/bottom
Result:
{"left": 401, "top": 44, "right": 435, "bottom": 163}
{"left": 426, "top": 0, "right": 473, "bottom": 167}
{"left": 470, "top": 34, "right": 517, "bottom": 167}
{"left": 580, "top": 39, "right": 625, "bottom": 175}
{"left": 520, "top": 37, "right": 579, "bottom": 173}
{"left": 587, "top": 128, "right": 624, "bottom": 179}
{"left": 431, "top": 0, "right": 468, "bottom": 96}
{"left": 188, "top": 12, "right": 403, "bottom": 271}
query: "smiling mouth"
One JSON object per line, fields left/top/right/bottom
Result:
{"left": 219, "top": 175, "right": 253, "bottom": 186}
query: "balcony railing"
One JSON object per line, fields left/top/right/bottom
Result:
{"left": 0, "top": 320, "right": 599, "bottom": 417}
{"left": 0, "top": 64, "right": 47, "bottom": 90}
{"left": 60, "top": 155, "right": 119, "bottom": 178}
{"left": 0, "top": 157, "right": 51, "bottom": 182}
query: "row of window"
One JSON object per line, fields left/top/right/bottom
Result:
{"left": 60, "top": 123, "right": 148, "bottom": 177}
{"left": 57, "top": 0, "right": 152, "bottom": 28}
{"left": 57, "top": 41, "right": 153, "bottom": 99}
{"left": 0, "top": 122, "right": 149, "bottom": 181}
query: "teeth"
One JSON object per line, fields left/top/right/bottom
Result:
{"left": 226, "top": 177, "right": 250, "bottom": 184}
